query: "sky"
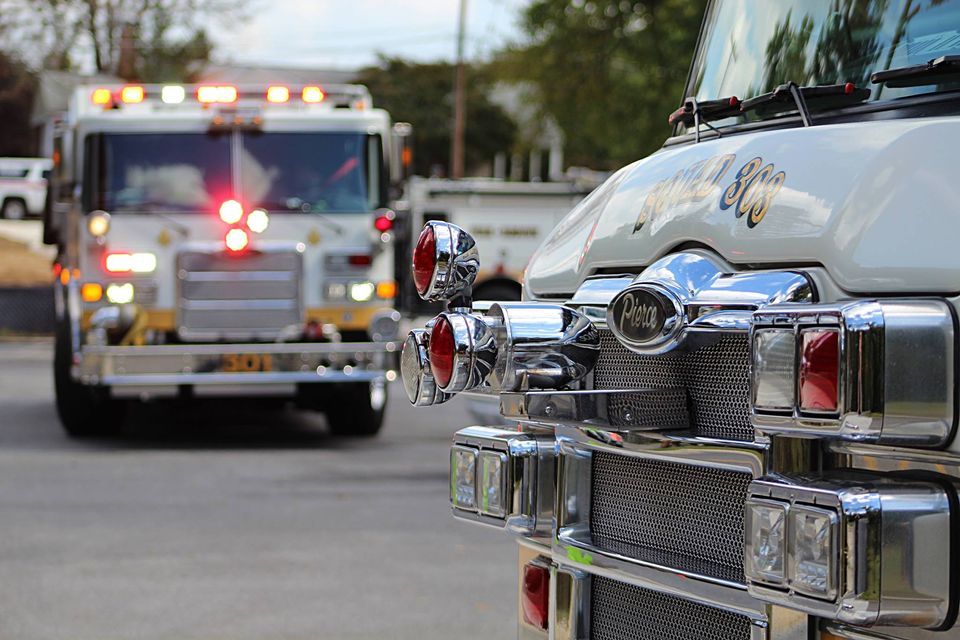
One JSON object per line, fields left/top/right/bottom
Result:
{"left": 209, "top": 0, "right": 532, "bottom": 71}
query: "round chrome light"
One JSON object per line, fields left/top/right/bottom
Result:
{"left": 401, "top": 329, "right": 449, "bottom": 406}
{"left": 411, "top": 221, "right": 479, "bottom": 303}
{"left": 428, "top": 311, "right": 496, "bottom": 393}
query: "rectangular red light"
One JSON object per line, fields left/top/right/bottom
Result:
{"left": 799, "top": 329, "right": 840, "bottom": 412}
{"left": 120, "top": 86, "right": 144, "bottom": 103}
{"left": 266, "top": 86, "right": 290, "bottom": 103}
{"left": 520, "top": 562, "right": 549, "bottom": 631}
{"left": 348, "top": 254, "right": 373, "bottom": 267}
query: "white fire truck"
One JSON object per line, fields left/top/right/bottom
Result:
{"left": 403, "top": 1, "right": 960, "bottom": 638}
{"left": 46, "top": 82, "right": 408, "bottom": 437}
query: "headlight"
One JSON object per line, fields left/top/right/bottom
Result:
{"left": 325, "top": 282, "right": 347, "bottom": 300}
{"left": 450, "top": 446, "right": 477, "bottom": 510}
{"left": 349, "top": 281, "right": 375, "bottom": 302}
{"left": 87, "top": 211, "right": 111, "bottom": 237}
{"left": 788, "top": 506, "right": 837, "bottom": 599}
{"left": 744, "top": 498, "right": 787, "bottom": 585}
{"left": 448, "top": 427, "right": 555, "bottom": 536}
{"left": 746, "top": 473, "right": 952, "bottom": 628}
{"left": 478, "top": 450, "right": 508, "bottom": 517}
{"left": 105, "top": 283, "right": 135, "bottom": 304}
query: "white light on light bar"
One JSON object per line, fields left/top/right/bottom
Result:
{"left": 161, "top": 85, "right": 185, "bottom": 104}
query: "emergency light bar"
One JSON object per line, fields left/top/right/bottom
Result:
{"left": 77, "top": 83, "right": 372, "bottom": 113}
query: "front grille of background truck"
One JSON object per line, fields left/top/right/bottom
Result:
{"left": 589, "top": 450, "right": 752, "bottom": 584}
{"left": 591, "top": 576, "right": 753, "bottom": 640}
{"left": 177, "top": 250, "right": 302, "bottom": 342}
{"left": 593, "top": 329, "right": 753, "bottom": 441}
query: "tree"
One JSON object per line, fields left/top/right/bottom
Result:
{"left": 497, "top": 0, "right": 707, "bottom": 169}
{"left": 0, "top": 0, "right": 242, "bottom": 81}
{"left": 356, "top": 58, "right": 517, "bottom": 177}
{"left": 0, "top": 52, "right": 38, "bottom": 156}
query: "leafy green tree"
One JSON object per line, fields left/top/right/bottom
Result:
{"left": 356, "top": 57, "right": 517, "bottom": 177}
{"left": 498, "top": 0, "right": 708, "bottom": 169}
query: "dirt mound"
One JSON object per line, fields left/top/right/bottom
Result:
{"left": 0, "top": 236, "right": 54, "bottom": 287}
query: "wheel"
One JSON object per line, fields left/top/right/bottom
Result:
{"left": 324, "top": 380, "right": 387, "bottom": 437}
{"left": 54, "top": 318, "right": 125, "bottom": 437}
{"left": 2, "top": 198, "right": 27, "bottom": 220}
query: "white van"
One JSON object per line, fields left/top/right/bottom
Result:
{"left": 0, "top": 157, "right": 52, "bottom": 219}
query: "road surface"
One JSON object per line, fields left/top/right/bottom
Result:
{"left": 0, "top": 340, "right": 516, "bottom": 639}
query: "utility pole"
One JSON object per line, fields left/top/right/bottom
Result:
{"left": 450, "top": 0, "right": 468, "bottom": 179}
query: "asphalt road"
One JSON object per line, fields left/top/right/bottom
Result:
{"left": 0, "top": 340, "right": 517, "bottom": 639}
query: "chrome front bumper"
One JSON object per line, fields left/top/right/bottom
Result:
{"left": 77, "top": 341, "right": 399, "bottom": 387}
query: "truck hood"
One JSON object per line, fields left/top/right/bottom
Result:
{"left": 526, "top": 117, "right": 960, "bottom": 297}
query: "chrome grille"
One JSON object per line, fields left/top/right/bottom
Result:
{"left": 594, "top": 329, "right": 752, "bottom": 440}
{"left": 590, "top": 451, "right": 751, "bottom": 584}
{"left": 177, "top": 250, "right": 302, "bottom": 341}
{"left": 591, "top": 576, "right": 753, "bottom": 640}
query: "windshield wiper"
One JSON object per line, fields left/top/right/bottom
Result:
{"left": 872, "top": 55, "right": 960, "bottom": 88}
{"left": 668, "top": 96, "right": 742, "bottom": 142}
{"left": 741, "top": 82, "right": 871, "bottom": 127}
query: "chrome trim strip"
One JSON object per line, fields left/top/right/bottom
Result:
{"left": 98, "top": 371, "right": 387, "bottom": 386}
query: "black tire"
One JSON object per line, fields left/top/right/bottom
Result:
{"left": 324, "top": 381, "right": 387, "bottom": 437}
{"left": 2, "top": 198, "right": 27, "bottom": 220}
{"left": 54, "top": 318, "right": 125, "bottom": 437}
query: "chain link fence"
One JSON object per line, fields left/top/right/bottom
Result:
{"left": 0, "top": 287, "right": 55, "bottom": 334}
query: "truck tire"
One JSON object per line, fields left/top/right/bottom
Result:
{"left": 2, "top": 198, "right": 27, "bottom": 220}
{"left": 324, "top": 380, "right": 387, "bottom": 437}
{"left": 54, "top": 318, "right": 125, "bottom": 437}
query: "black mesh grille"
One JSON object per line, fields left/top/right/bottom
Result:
{"left": 589, "top": 451, "right": 751, "bottom": 584}
{"left": 593, "top": 330, "right": 753, "bottom": 441}
{"left": 591, "top": 576, "right": 753, "bottom": 640}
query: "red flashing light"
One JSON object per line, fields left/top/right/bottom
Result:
{"left": 799, "top": 329, "right": 840, "bottom": 412}
{"left": 729, "top": 96, "right": 741, "bottom": 107}
{"left": 374, "top": 213, "right": 394, "bottom": 233}
{"left": 412, "top": 225, "right": 436, "bottom": 296}
{"left": 520, "top": 563, "right": 550, "bottom": 631}
{"left": 348, "top": 254, "right": 373, "bottom": 267}
{"left": 121, "top": 86, "right": 144, "bottom": 103}
{"left": 302, "top": 86, "right": 325, "bottom": 103}
{"left": 844, "top": 82, "right": 855, "bottom": 95}
{"left": 428, "top": 315, "right": 455, "bottom": 389}
{"left": 225, "top": 228, "right": 250, "bottom": 253}
{"left": 266, "top": 86, "right": 290, "bottom": 103}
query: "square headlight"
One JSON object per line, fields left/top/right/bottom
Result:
{"left": 478, "top": 450, "right": 509, "bottom": 518}
{"left": 450, "top": 446, "right": 477, "bottom": 511}
{"left": 744, "top": 498, "right": 787, "bottom": 585}
{"left": 788, "top": 505, "right": 838, "bottom": 600}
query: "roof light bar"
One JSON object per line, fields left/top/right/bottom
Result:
{"left": 161, "top": 85, "right": 185, "bottom": 104}
{"left": 302, "top": 86, "right": 325, "bottom": 103}
{"left": 91, "top": 88, "right": 112, "bottom": 105}
{"left": 266, "top": 86, "right": 290, "bottom": 103}
{"left": 120, "top": 86, "right": 144, "bottom": 104}
{"left": 197, "top": 85, "right": 238, "bottom": 104}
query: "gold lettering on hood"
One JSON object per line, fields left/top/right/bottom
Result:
{"left": 634, "top": 153, "right": 735, "bottom": 232}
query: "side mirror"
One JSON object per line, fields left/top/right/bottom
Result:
{"left": 391, "top": 122, "right": 413, "bottom": 185}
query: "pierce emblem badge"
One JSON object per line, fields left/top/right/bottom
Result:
{"left": 606, "top": 284, "right": 684, "bottom": 353}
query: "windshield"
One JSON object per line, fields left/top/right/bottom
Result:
{"left": 241, "top": 132, "right": 380, "bottom": 213}
{"left": 88, "top": 133, "right": 231, "bottom": 212}
{"left": 687, "top": 0, "right": 960, "bottom": 126}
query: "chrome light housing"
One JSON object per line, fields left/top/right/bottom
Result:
{"left": 450, "top": 426, "right": 556, "bottom": 535}
{"left": 400, "top": 328, "right": 450, "bottom": 406}
{"left": 429, "top": 311, "right": 497, "bottom": 394}
{"left": 412, "top": 221, "right": 479, "bottom": 302}
{"left": 486, "top": 302, "right": 600, "bottom": 392}
{"left": 750, "top": 299, "right": 956, "bottom": 447}
{"left": 745, "top": 473, "right": 953, "bottom": 628}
